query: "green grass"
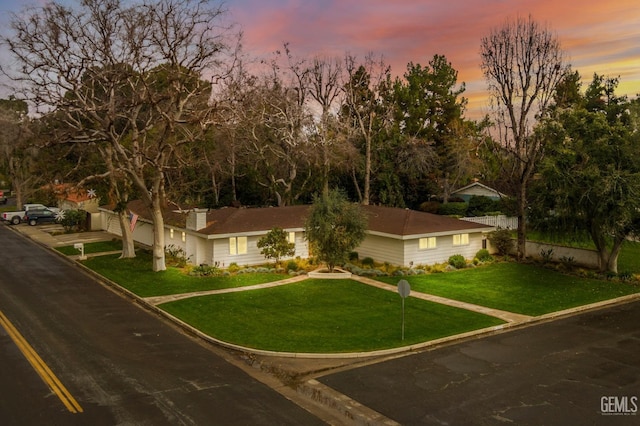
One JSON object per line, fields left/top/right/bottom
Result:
{"left": 618, "top": 241, "right": 640, "bottom": 273}
{"left": 377, "top": 262, "right": 639, "bottom": 316}
{"left": 159, "top": 279, "right": 505, "bottom": 353}
{"left": 81, "top": 252, "right": 284, "bottom": 297}
{"left": 56, "top": 240, "right": 123, "bottom": 255}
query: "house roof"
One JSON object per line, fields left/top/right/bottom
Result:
{"left": 361, "top": 205, "right": 492, "bottom": 236}
{"left": 451, "top": 181, "right": 507, "bottom": 198}
{"left": 106, "top": 201, "right": 492, "bottom": 237}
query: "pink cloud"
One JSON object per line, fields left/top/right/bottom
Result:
{"left": 232, "top": 0, "right": 640, "bottom": 116}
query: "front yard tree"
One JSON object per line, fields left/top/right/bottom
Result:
{"left": 304, "top": 189, "right": 367, "bottom": 272}
{"left": 257, "top": 227, "right": 295, "bottom": 266}
{"left": 480, "top": 15, "right": 567, "bottom": 259}
{"left": 3, "top": 0, "right": 235, "bottom": 271}
{"left": 532, "top": 75, "right": 640, "bottom": 273}
{"left": 0, "top": 98, "right": 39, "bottom": 206}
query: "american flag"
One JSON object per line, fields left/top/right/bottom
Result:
{"left": 129, "top": 212, "right": 139, "bottom": 232}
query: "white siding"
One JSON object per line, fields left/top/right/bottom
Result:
{"left": 357, "top": 232, "right": 487, "bottom": 267}
{"left": 356, "top": 234, "right": 405, "bottom": 265}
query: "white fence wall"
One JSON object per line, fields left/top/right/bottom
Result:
{"left": 461, "top": 215, "right": 518, "bottom": 230}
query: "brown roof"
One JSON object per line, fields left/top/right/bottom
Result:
{"left": 198, "top": 205, "right": 310, "bottom": 235}
{"left": 107, "top": 201, "right": 492, "bottom": 237}
{"left": 361, "top": 205, "right": 493, "bottom": 236}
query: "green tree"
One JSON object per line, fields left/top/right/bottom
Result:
{"left": 304, "top": 190, "right": 367, "bottom": 272}
{"left": 532, "top": 75, "right": 640, "bottom": 273}
{"left": 257, "top": 227, "right": 295, "bottom": 266}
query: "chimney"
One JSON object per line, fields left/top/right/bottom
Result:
{"left": 186, "top": 208, "right": 208, "bottom": 231}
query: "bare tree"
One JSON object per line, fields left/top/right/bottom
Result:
{"left": 2, "top": 0, "right": 236, "bottom": 271}
{"left": 307, "top": 55, "right": 344, "bottom": 196}
{"left": 480, "top": 15, "right": 567, "bottom": 259}
{"left": 0, "top": 98, "right": 39, "bottom": 206}
{"left": 342, "top": 54, "right": 390, "bottom": 205}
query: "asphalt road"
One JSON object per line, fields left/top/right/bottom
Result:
{"left": 0, "top": 225, "right": 325, "bottom": 425}
{"left": 320, "top": 297, "right": 640, "bottom": 425}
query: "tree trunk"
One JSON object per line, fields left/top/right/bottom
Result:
{"left": 150, "top": 196, "right": 166, "bottom": 272}
{"left": 117, "top": 210, "right": 136, "bottom": 259}
{"left": 516, "top": 184, "right": 527, "bottom": 260}
{"left": 363, "top": 135, "right": 371, "bottom": 205}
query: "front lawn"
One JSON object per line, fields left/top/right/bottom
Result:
{"left": 376, "top": 262, "right": 639, "bottom": 316}
{"left": 81, "top": 252, "right": 284, "bottom": 297}
{"left": 159, "top": 279, "right": 505, "bottom": 353}
{"left": 56, "top": 240, "right": 123, "bottom": 255}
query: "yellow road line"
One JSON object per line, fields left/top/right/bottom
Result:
{"left": 0, "top": 310, "right": 83, "bottom": 414}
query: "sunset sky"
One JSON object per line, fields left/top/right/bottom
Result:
{"left": 1, "top": 0, "right": 638, "bottom": 119}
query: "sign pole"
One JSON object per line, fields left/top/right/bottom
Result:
{"left": 397, "top": 279, "right": 410, "bottom": 341}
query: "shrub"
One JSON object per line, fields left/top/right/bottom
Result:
{"left": 419, "top": 201, "right": 441, "bottom": 213}
{"left": 286, "top": 260, "right": 299, "bottom": 272}
{"left": 448, "top": 254, "right": 467, "bottom": 269}
{"left": 437, "top": 202, "right": 468, "bottom": 217}
{"left": 60, "top": 209, "right": 87, "bottom": 232}
{"left": 348, "top": 251, "right": 359, "bottom": 261}
{"left": 467, "top": 196, "right": 499, "bottom": 216}
{"left": 361, "top": 257, "right": 375, "bottom": 267}
{"left": 540, "top": 248, "right": 554, "bottom": 263}
{"left": 488, "top": 229, "right": 514, "bottom": 256}
{"left": 165, "top": 244, "right": 189, "bottom": 268}
{"left": 475, "top": 249, "right": 493, "bottom": 262}
{"left": 189, "top": 264, "right": 221, "bottom": 276}
{"left": 227, "top": 262, "right": 240, "bottom": 273}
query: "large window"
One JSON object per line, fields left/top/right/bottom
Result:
{"left": 453, "top": 233, "right": 469, "bottom": 246}
{"left": 229, "top": 236, "right": 247, "bottom": 255}
{"left": 288, "top": 232, "right": 296, "bottom": 245}
{"left": 419, "top": 237, "right": 436, "bottom": 249}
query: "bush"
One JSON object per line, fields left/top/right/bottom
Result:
{"left": 467, "top": 196, "right": 499, "bottom": 216}
{"left": 488, "top": 229, "right": 514, "bottom": 256}
{"left": 361, "top": 257, "right": 375, "bottom": 267}
{"left": 60, "top": 209, "right": 87, "bottom": 232}
{"left": 419, "top": 201, "right": 441, "bottom": 213}
{"left": 448, "top": 254, "right": 467, "bottom": 269}
{"left": 286, "top": 260, "right": 299, "bottom": 272}
{"left": 437, "top": 202, "right": 468, "bottom": 217}
{"left": 165, "top": 244, "right": 189, "bottom": 268}
{"left": 189, "top": 264, "right": 221, "bottom": 276}
{"left": 348, "top": 251, "right": 359, "bottom": 261}
{"left": 475, "top": 249, "right": 493, "bottom": 262}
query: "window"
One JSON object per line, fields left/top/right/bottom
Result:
{"left": 181, "top": 232, "right": 186, "bottom": 243}
{"left": 288, "top": 232, "right": 296, "bottom": 244}
{"left": 229, "top": 236, "right": 247, "bottom": 255}
{"left": 453, "top": 233, "right": 469, "bottom": 246}
{"left": 419, "top": 237, "right": 436, "bottom": 249}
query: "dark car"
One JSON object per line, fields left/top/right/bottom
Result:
{"left": 23, "top": 208, "right": 59, "bottom": 226}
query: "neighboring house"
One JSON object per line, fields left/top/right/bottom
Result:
{"left": 99, "top": 201, "right": 494, "bottom": 268}
{"left": 450, "top": 181, "right": 507, "bottom": 202}
{"left": 51, "top": 184, "right": 102, "bottom": 230}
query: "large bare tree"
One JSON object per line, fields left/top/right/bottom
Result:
{"left": 342, "top": 53, "right": 390, "bottom": 205}
{"left": 480, "top": 15, "right": 567, "bottom": 259}
{"left": 2, "top": 0, "right": 236, "bottom": 271}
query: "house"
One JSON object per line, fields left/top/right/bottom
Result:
{"left": 450, "top": 181, "right": 507, "bottom": 202}
{"left": 99, "top": 201, "right": 494, "bottom": 268}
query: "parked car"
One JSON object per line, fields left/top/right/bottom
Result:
{"left": 23, "top": 208, "right": 61, "bottom": 226}
{"left": 0, "top": 190, "right": 7, "bottom": 204}
{"left": 1, "top": 204, "right": 60, "bottom": 225}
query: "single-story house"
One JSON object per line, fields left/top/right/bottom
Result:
{"left": 99, "top": 201, "right": 494, "bottom": 268}
{"left": 450, "top": 181, "right": 507, "bottom": 202}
